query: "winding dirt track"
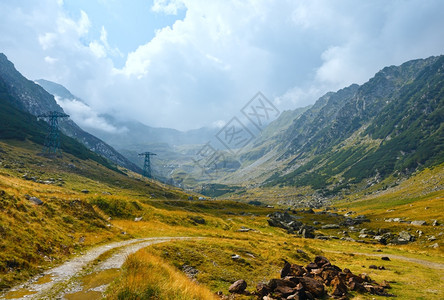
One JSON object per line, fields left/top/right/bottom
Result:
{"left": 1, "top": 237, "right": 192, "bottom": 300}
{"left": 2, "top": 237, "right": 442, "bottom": 299}
{"left": 324, "top": 250, "right": 444, "bottom": 270}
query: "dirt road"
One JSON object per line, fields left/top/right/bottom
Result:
{"left": 2, "top": 237, "right": 191, "bottom": 299}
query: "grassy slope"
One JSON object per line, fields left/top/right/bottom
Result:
{"left": 0, "top": 138, "right": 443, "bottom": 299}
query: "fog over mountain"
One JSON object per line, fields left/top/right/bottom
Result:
{"left": 1, "top": 1, "right": 444, "bottom": 130}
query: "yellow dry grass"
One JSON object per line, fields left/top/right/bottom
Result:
{"left": 107, "top": 248, "right": 217, "bottom": 300}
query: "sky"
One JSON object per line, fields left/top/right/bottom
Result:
{"left": 1, "top": 0, "right": 444, "bottom": 131}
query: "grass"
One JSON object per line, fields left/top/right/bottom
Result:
{"left": 107, "top": 249, "right": 217, "bottom": 300}
{"left": 0, "top": 139, "right": 443, "bottom": 299}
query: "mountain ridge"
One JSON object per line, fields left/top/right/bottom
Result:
{"left": 0, "top": 53, "right": 141, "bottom": 173}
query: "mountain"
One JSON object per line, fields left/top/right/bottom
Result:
{"left": 224, "top": 55, "right": 444, "bottom": 196}
{"left": 0, "top": 53, "right": 141, "bottom": 173}
{"left": 34, "top": 79, "right": 232, "bottom": 184}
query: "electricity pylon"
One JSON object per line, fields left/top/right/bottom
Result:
{"left": 139, "top": 152, "right": 156, "bottom": 178}
{"left": 37, "top": 111, "right": 69, "bottom": 156}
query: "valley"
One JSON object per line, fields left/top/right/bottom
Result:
{"left": 0, "top": 51, "right": 443, "bottom": 299}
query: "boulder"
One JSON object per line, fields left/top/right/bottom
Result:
{"left": 281, "top": 260, "right": 292, "bottom": 278}
{"left": 268, "top": 278, "right": 296, "bottom": 290}
{"left": 314, "top": 256, "right": 330, "bottom": 267}
{"left": 297, "top": 277, "right": 325, "bottom": 298}
{"left": 255, "top": 283, "right": 270, "bottom": 297}
{"left": 28, "top": 196, "right": 43, "bottom": 205}
{"left": 229, "top": 279, "right": 247, "bottom": 294}
{"left": 330, "top": 275, "right": 347, "bottom": 297}
{"left": 321, "top": 224, "right": 340, "bottom": 229}
{"left": 411, "top": 220, "right": 426, "bottom": 226}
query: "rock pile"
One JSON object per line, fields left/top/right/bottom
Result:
{"left": 267, "top": 212, "right": 315, "bottom": 238}
{"left": 228, "top": 256, "right": 395, "bottom": 299}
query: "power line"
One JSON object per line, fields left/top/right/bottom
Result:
{"left": 37, "top": 111, "right": 69, "bottom": 156}
{"left": 138, "top": 151, "right": 156, "bottom": 178}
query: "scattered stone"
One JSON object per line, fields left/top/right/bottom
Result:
{"left": 81, "top": 189, "right": 89, "bottom": 194}
{"left": 237, "top": 226, "right": 254, "bottom": 232}
{"left": 246, "top": 257, "right": 394, "bottom": 299}
{"left": 432, "top": 220, "right": 439, "bottom": 226}
{"left": 231, "top": 254, "right": 241, "bottom": 260}
{"left": 411, "top": 220, "right": 427, "bottom": 226}
{"left": 134, "top": 217, "right": 143, "bottom": 222}
{"left": 398, "top": 231, "right": 414, "bottom": 242}
{"left": 182, "top": 264, "right": 199, "bottom": 279}
{"left": 369, "top": 265, "right": 378, "bottom": 269}
{"left": 229, "top": 279, "right": 247, "bottom": 294}
{"left": 189, "top": 216, "right": 206, "bottom": 225}
{"left": 430, "top": 243, "right": 439, "bottom": 248}
{"left": 321, "top": 224, "right": 340, "bottom": 229}
{"left": 381, "top": 257, "right": 390, "bottom": 261}
{"left": 428, "top": 236, "right": 437, "bottom": 241}
{"left": 28, "top": 196, "right": 43, "bottom": 205}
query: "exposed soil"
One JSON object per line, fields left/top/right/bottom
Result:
{"left": 1, "top": 237, "right": 192, "bottom": 299}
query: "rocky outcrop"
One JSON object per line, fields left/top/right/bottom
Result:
{"left": 228, "top": 256, "right": 395, "bottom": 299}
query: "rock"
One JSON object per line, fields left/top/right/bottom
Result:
{"left": 330, "top": 275, "right": 347, "bottom": 297}
{"left": 297, "top": 277, "right": 325, "bottom": 297}
{"left": 231, "top": 254, "right": 241, "bottom": 260}
{"left": 411, "top": 220, "right": 427, "bottom": 226}
{"left": 398, "top": 231, "right": 414, "bottom": 242}
{"left": 229, "top": 279, "right": 247, "bottom": 294}
{"left": 300, "top": 225, "right": 315, "bottom": 238}
{"left": 281, "top": 260, "right": 292, "bottom": 278}
{"left": 369, "top": 265, "right": 378, "bottom": 269}
{"left": 182, "top": 264, "right": 199, "bottom": 279}
{"left": 268, "top": 278, "right": 296, "bottom": 290}
{"left": 189, "top": 216, "right": 206, "bottom": 224}
{"left": 381, "top": 257, "right": 390, "bottom": 261}
{"left": 431, "top": 243, "right": 439, "bottom": 248}
{"left": 255, "top": 283, "right": 270, "bottom": 297}
{"left": 314, "top": 255, "right": 330, "bottom": 267}
{"left": 274, "top": 285, "right": 296, "bottom": 298}
{"left": 81, "top": 189, "right": 89, "bottom": 194}
{"left": 28, "top": 196, "right": 43, "bottom": 205}
{"left": 134, "top": 217, "right": 143, "bottom": 222}
{"left": 432, "top": 220, "right": 439, "bottom": 226}
{"left": 428, "top": 236, "right": 437, "bottom": 241}
{"left": 321, "top": 224, "right": 340, "bottom": 229}
{"left": 237, "top": 226, "right": 253, "bottom": 232}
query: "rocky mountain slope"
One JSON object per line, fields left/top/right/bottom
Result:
{"left": 0, "top": 53, "right": 140, "bottom": 173}
{"left": 226, "top": 55, "right": 444, "bottom": 195}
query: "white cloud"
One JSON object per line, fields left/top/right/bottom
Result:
{"left": 55, "top": 96, "right": 126, "bottom": 133}
{"left": 152, "top": 0, "right": 185, "bottom": 15}
{"left": 44, "top": 56, "right": 58, "bottom": 64}
{"left": 1, "top": 0, "right": 444, "bottom": 131}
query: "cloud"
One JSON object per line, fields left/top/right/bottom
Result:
{"left": 55, "top": 96, "right": 126, "bottom": 133}
{"left": 152, "top": 0, "right": 186, "bottom": 15}
{"left": 1, "top": 0, "right": 444, "bottom": 131}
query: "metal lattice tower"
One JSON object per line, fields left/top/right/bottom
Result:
{"left": 37, "top": 111, "right": 69, "bottom": 155}
{"left": 139, "top": 152, "right": 156, "bottom": 178}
